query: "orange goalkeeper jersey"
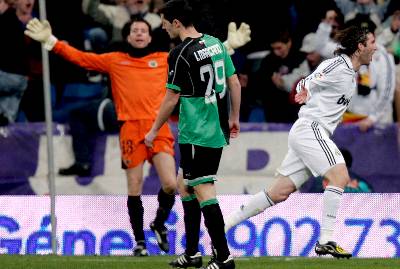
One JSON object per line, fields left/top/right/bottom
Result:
{"left": 53, "top": 41, "right": 168, "bottom": 121}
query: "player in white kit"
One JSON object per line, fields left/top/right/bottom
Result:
{"left": 225, "top": 25, "right": 377, "bottom": 258}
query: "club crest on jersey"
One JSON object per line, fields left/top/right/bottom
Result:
{"left": 314, "top": 72, "right": 323, "bottom": 79}
{"left": 148, "top": 60, "right": 158, "bottom": 68}
{"left": 335, "top": 148, "right": 342, "bottom": 157}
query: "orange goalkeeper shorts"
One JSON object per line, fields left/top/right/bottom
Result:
{"left": 119, "top": 120, "right": 174, "bottom": 169}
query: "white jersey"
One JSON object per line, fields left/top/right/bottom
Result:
{"left": 296, "top": 54, "right": 357, "bottom": 135}
{"left": 347, "top": 44, "right": 395, "bottom": 124}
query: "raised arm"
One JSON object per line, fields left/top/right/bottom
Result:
{"left": 315, "top": 10, "right": 340, "bottom": 58}
{"left": 84, "top": 0, "right": 113, "bottom": 27}
{"left": 223, "top": 22, "right": 251, "bottom": 55}
{"left": 24, "top": 18, "right": 111, "bottom": 73}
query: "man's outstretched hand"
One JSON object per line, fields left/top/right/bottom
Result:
{"left": 224, "top": 22, "right": 251, "bottom": 55}
{"left": 24, "top": 18, "right": 57, "bottom": 50}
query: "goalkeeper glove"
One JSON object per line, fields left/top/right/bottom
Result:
{"left": 223, "top": 22, "right": 251, "bottom": 55}
{"left": 24, "top": 18, "right": 58, "bottom": 51}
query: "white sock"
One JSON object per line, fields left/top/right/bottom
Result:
{"left": 225, "top": 190, "right": 274, "bottom": 232}
{"left": 320, "top": 185, "right": 343, "bottom": 244}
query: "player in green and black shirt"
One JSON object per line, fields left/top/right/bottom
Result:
{"left": 165, "top": 30, "right": 237, "bottom": 148}
{"left": 145, "top": 0, "right": 241, "bottom": 268}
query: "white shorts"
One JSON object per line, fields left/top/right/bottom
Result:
{"left": 277, "top": 118, "right": 345, "bottom": 189}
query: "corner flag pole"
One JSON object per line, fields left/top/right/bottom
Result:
{"left": 38, "top": 0, "right": 57, "bottom": 255}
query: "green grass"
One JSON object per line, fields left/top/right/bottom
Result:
{"left": 0, "top": 255, "right": 399, "bottom": 269}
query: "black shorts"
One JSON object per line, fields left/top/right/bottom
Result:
{"left": 179, "top": 144, "right": 223, "bottom": 187}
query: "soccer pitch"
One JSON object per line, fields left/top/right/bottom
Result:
{"left": 0, "top": 255, "right": 399, "bottom": 269}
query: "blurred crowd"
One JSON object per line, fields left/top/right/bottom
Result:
{"left": 1, "top": 0, "right": 400, "bottom": 132}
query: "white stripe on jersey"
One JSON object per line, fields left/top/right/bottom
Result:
{"left": 297, "top": 54, "right": 357, "bottom": 135}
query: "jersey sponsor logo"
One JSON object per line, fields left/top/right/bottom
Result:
{"left": 194, "top": 44, "right": 222, "bottom": 61}
{"left": 337, "top": 94, "right": 351, "bottom": 106}
{"left": 148, "top": 60, "right": 158, "bottom": 68}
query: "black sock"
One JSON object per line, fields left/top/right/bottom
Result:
{"left": 127, "top": 196, "right": 145, "bottom": 246}
{"left": 153, "top": 188, "right": 175, "bottom": 227}
{"left": 182, "top": 196, "right": 201, "bottom": 256}
{"left": 201, "top": 202, "right": 230, "bottom": 261}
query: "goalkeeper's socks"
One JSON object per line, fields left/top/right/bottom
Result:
{"left": 320, "top": 185, "right": 344, "bottom": 244}
{"left": 201, "top": 200, "right": 230, "bottom": 262}
{"left": 225, "top": 190, "right": 274, "bottom": 231}
{"left": 153, "top": 188, "right": 176, "bottom": 227}
{"left": 182, "top": 195, "right": 201, "bottom": 256}
{"left": 127, "top": 195, "right": 146, "bottom": 244}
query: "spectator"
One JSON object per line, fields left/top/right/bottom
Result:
{"left": 276, "top": 32, "right": 325, "bottom": 93}
{"left": 1, "top": 0, "right": 43, "bottom": 122}
{"left": 377, "top": 10, "right": 400, "bottom": 62}
{"left": 0, "top": 0, "right": 28, "bottom": 125}
{"left": 82, "top": 0, "right": 161, "bottom": 43}
{"left": 46, "top": 0, "right": 98, "bottom": 103}
{"left": 149, "top": 0, "right": 164, "bottom": 14}
{"left": 314, "top": 8, "right": 344, "bottom": 58}
{"left": 58, "top": 96, "right": 118, "bottom": 177}
{"left": 250, "top": 29, "right": 305, "bottom": 123}
{"left": 0, "top": 0, "right": 9, "bottom": 13}
{"left": 334, "top": 0, "right": 391, "bottom": 28}
{"left": 291, "top": 0, "right": 338, "bottom": 45}
{"left": 14, "top": 0, "right": 34, "bottom": 24}
{"left": 15, "top": 0, "right": 45, "bottom": 122}
{"left": 385, "top": 0, "right": 400, "bottom": 21}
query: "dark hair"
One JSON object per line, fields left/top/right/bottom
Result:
{"left": 334, "top": 9, "right": 345, "bottom": 28}
{"left": 159, "top": 0, "right": 194, "bottom": 27}
{"left": 321, "top": 8, "right": 345, "bottom": 28}
{"left": 121, "top": 18, "right": 153, "bottom": 40}
{"left": 334, "top": 25, "right": 370, "bottom": 57}
{"left": 270, "top": 29, "right": 291, "bottom": 45}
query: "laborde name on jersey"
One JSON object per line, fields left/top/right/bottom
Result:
{"left": 194, "top": 43, "right": 223, "bottom": 61}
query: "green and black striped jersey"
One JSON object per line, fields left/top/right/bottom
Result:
{"left": 166, "top": 34, "right": 236, "bottom": 148}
